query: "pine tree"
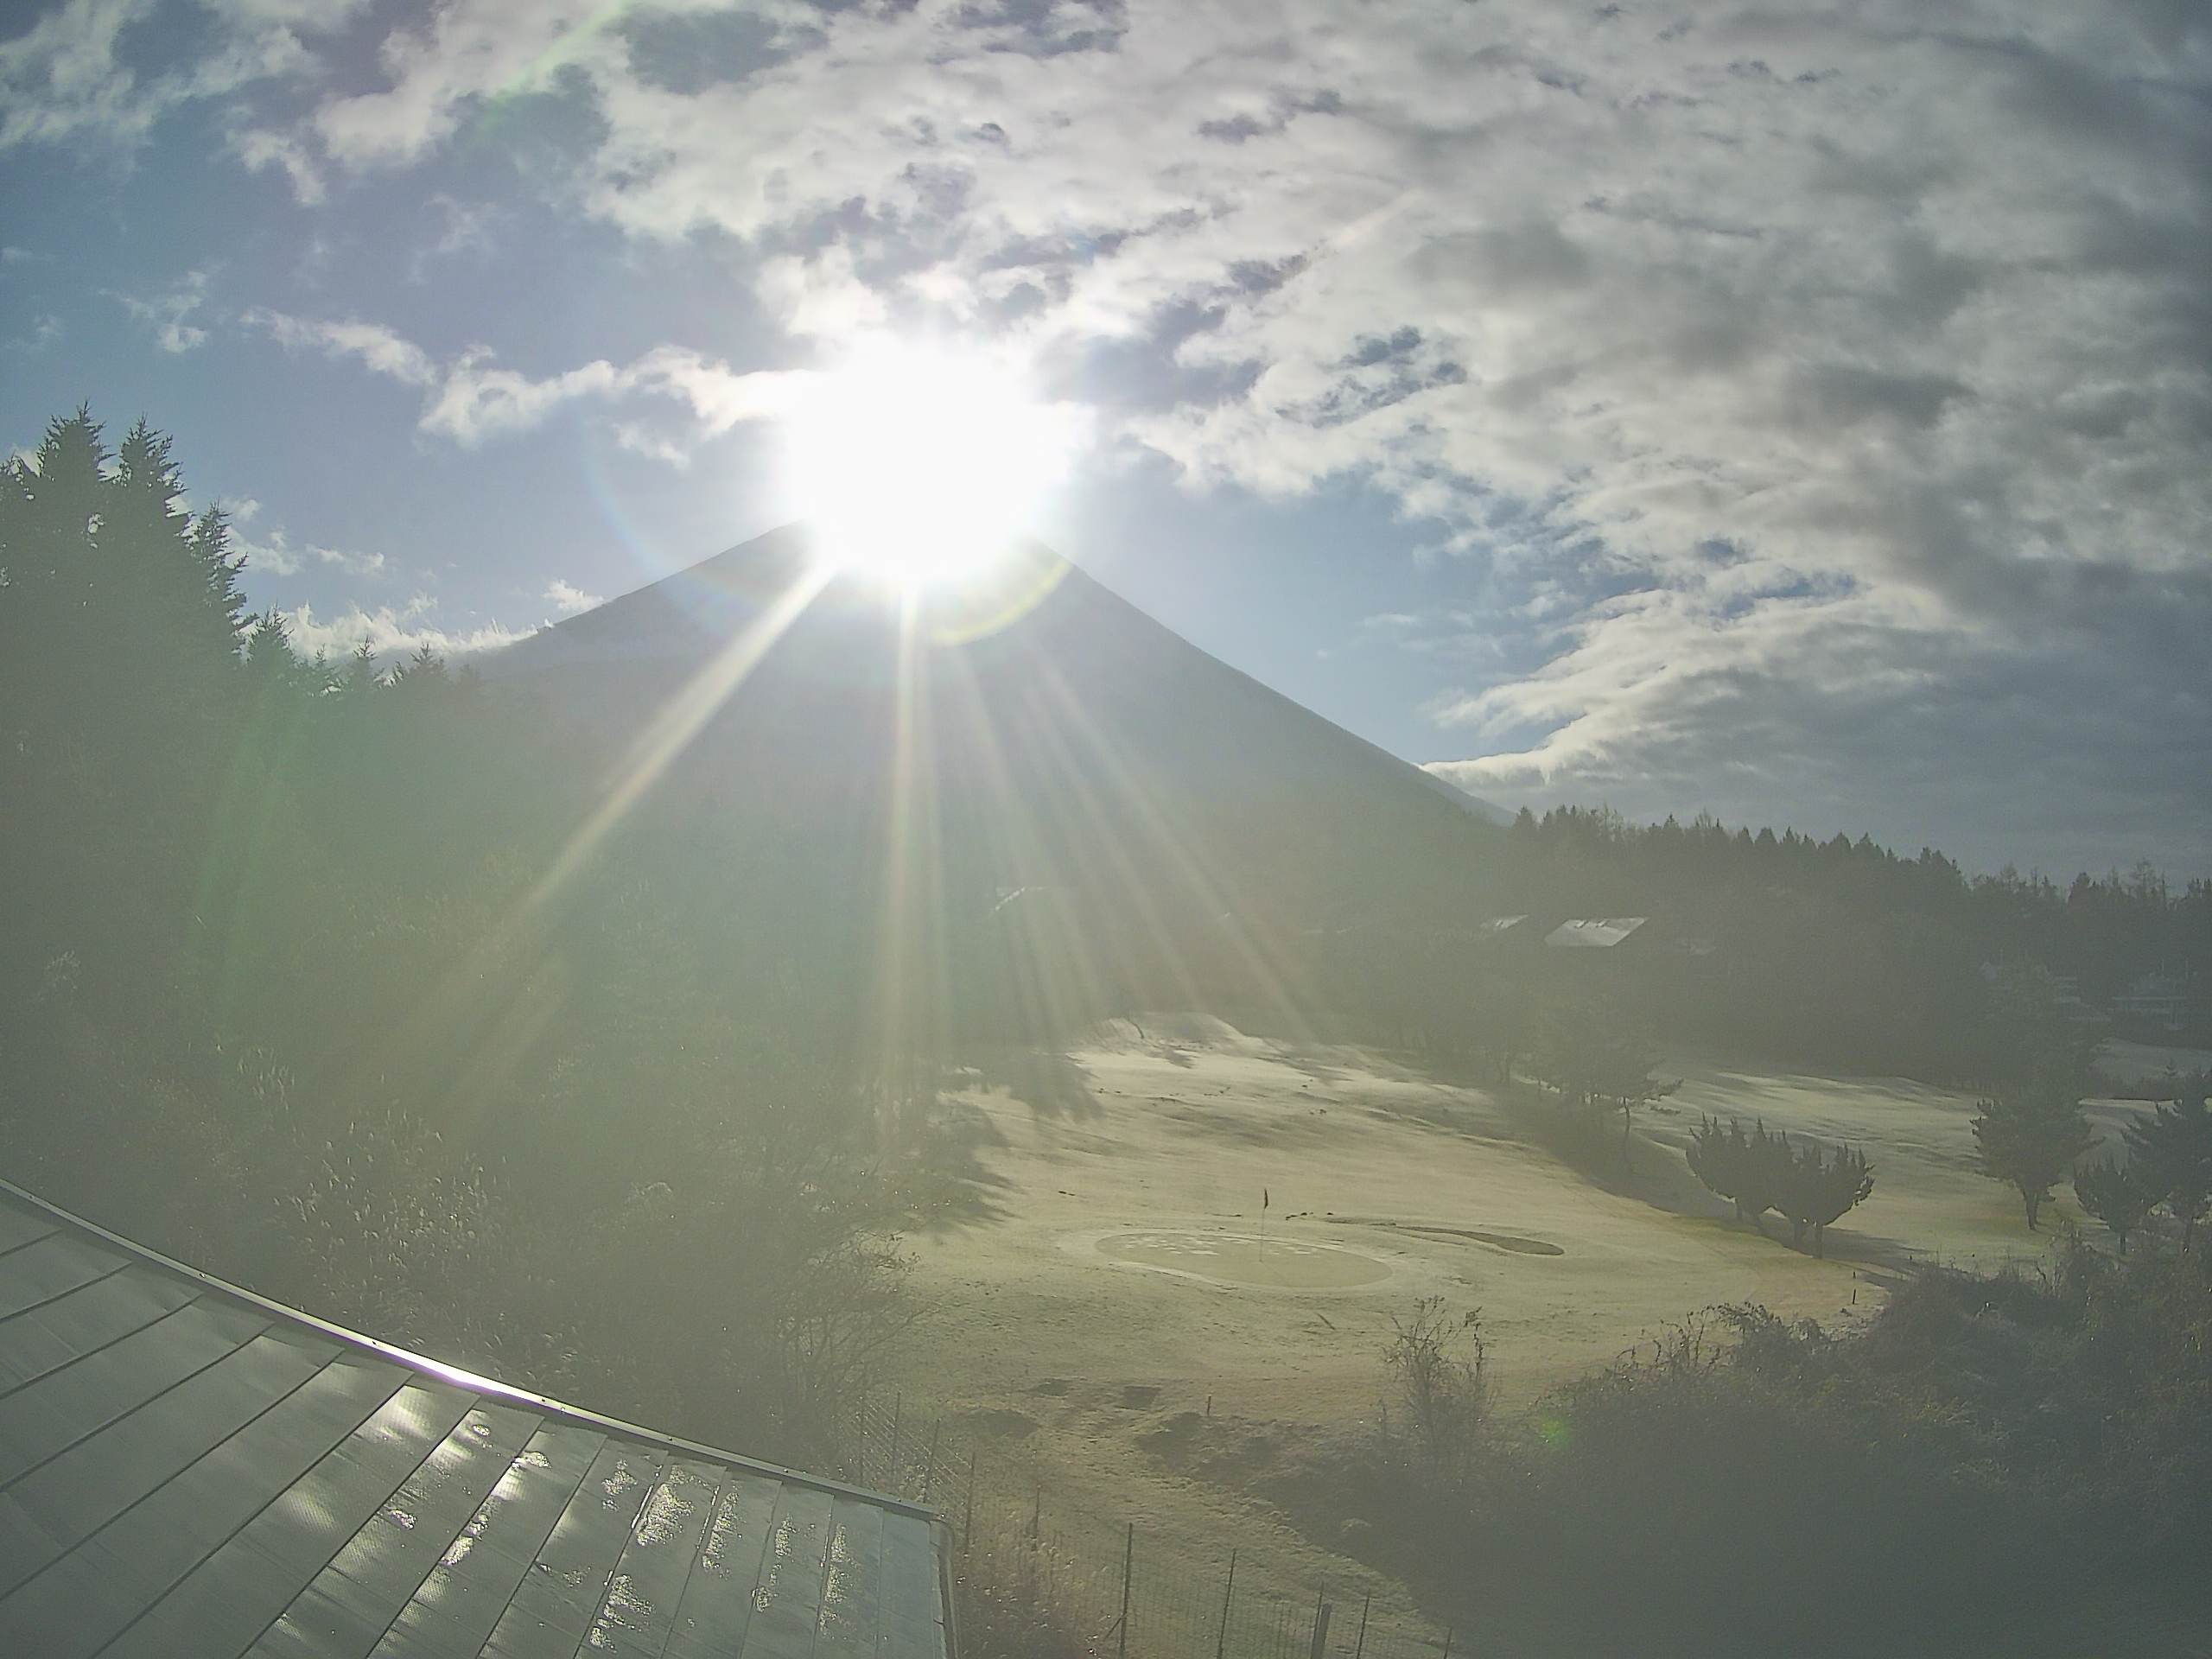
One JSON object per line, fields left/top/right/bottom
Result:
{"left": 245, "top": 608, "right": 294, "bottom": 675}
{"left": 2072, "top": 1154, "right": 2158, "bottom": 1255}
{"left": 1688, "top": 1116, "right": 1756, "bottom": 1220}
{"left": 0, "top": 409, "right": 108, "bottom": 739}
{"left": 1773, "top": 1139, "right": 1875, "bottom": 1257}
{"left": 1689, "top": 1116, "right": 1872, "bottom": 1254}
{"left": 1974, "top": 1081, "right": 2094, "bottom": 1230}
{"left": 2124, "top": 1076, "right": 2212, "bottom": 1249}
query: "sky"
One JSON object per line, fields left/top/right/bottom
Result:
{"left": 3, "top": 0, "right": 2208, "bottom": 880}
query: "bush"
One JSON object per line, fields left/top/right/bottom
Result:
{"left": 950, "top": 1550, "right": 1098, "bottom": 1659}
{"left": 1687, "top": 1116, "right": 1874, "bottom": 1255}
{"left": 1261, "top": 1244, "right": 2212, "bottom": 1656}
{"left": 1376, "top": 1297, "right": 1489, "bottom": 1484}
{"left": 2075, "top": 1154, "right": 2160, "bottom": 1255}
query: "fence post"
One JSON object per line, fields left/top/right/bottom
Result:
{"left": 922, "top": 1417, "right": 942, "bottom": 1503}
{"left": 1352, "top": 1592, "right": 1370, "bottom": 1659}
{"left": 962, "top": 1446, "right": 977, "bottom": 1551}
{"left": 1440, "top": 1627, "right": 1453, "bottom": 1659}
{"left": 1117, "top": 1522, "right": 1134, "bottom": 1659}
{"left": 889, "top": 1392, "right": 902, "bottom": 1493}
{"left": 1029, "top": 1483, "right": 1042, "bottom": 1541}
{"left": 1216, "top": 1549, "right": 1237, "bottom": 1659}
{"left": 1308, "top": 1593, "right": 1332, "bottom": 1659}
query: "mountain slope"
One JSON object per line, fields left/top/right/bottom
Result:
{"left": 486, "top": 526, "right": 1505, "bottom": 1039}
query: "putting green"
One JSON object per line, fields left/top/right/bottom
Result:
{"left": 1093, "top": 1230, "right": 1397, "bottom": 1289}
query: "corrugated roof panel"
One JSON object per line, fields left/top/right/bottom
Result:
{"left": 0, "top": 1179, "right": 953, "bottom": 1659}
{"left": 373, "top": 1419, "right": 607, "bottom": 1658}
{"left": 0, "top": 1297, "right": 270, "bottom": 1484}
{"left": 572, "top": 1456, "right": 728, "bottom": 1656}
{"left": 0, "top": 1265, "right": 202, "bottom": 1395}
{"left": 0, "top": 1231, "right": 130, "bottom": 1319}
{"left": 741, "top": 1484, "right": 839, "bottom": 1659}
{"left": 250, "top": 1400, "right": 550, "bottom": 1658}
{"left": 478, "top": 1434, "right": 669, "bottom": 1656}
{"left": 0, "top": 1354, "right": 410, "bottom": 1659}
{"left": 659, "top": 1469, "right": 785, "bottom": 1659}
{"left": 0, "top": 1329, "right": 339, "bottom": 1599}
{"left": 99, "top": 1380, "right": 481, "bottom": 1659}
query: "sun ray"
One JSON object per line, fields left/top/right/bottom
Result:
{"left": 343, "top": 556, "right": 836, "bottom": 1130}
{"left": 525, "top": 557, "right": 834, "bottom": 912}
{"left": 1017, "top": 645, "right": 1319, "bottom": 1042}
{"left": 931, "top": 636, "right": 1127, "bottom": 1039}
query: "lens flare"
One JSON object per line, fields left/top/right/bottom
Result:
{"left": 783, "top": 337, "right": 1082, "bottom": 588}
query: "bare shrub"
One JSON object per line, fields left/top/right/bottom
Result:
{"left": 950, "top": 1552, "right": 1096, "bottom": 1659}
{"left": 1378, "top": 1297, "right": 1489, "bottom": 1484}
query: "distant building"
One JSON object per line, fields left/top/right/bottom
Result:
{"left": 1545, "top": 917, "right": 1650, "bottom": 950}
{"left": 1978, "top": 960, "right": 2101, "bottom": 1026}
{"left": 0, "top": 1178, "right": 956, "bottom": 1658}
{"left": 2112, "top": 973, "right": 2189, "bottom": 1033}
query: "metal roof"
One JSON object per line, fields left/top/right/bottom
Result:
{"left": 0, "top": 1178, "right": 952, "bottom": 1659}
{"left": 1544, "top": 917, "right": 1650, "bottom": 949}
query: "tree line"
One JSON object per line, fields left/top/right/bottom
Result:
{"left": 1479, "top": 804, "right": 2207, "bottom": 1079}
{"left": 1, "top": 410, "right": 924, "bottom": 1462}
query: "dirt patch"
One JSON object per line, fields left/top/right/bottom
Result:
{"left": 959, "top": 1406, "right": 1042, "bottom": 1440}
{"left": 1138, "top": 1410, "right": 1208, "bottom": 1466}
{"left": 1118, "top": 1383, "right": 1161, "bottom": 1408}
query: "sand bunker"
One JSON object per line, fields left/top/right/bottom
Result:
{"left": 1324, "top": 1217, "right": 1566, "bottom": 1255}
{"left": 1077, "top": 1229, "right": 1398, "bottom": 1290}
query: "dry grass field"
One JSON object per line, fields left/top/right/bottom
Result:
{"left": 895, "top": 1018, "right": 2174, "bottom": 1634}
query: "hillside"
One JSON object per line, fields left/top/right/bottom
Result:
{"left": 484, "top": 525, "right": 1509, "bottom": 1043}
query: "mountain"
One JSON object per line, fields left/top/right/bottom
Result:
{"left": 1414, "top": 769, "right": 1515, "bottom": 827}
{"left": 483, "top": 525, "right": 1504, "bottom": 1041}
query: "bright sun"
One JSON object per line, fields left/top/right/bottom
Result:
{"left": 784, "top": 337, "right": 1079, "bottom": 588}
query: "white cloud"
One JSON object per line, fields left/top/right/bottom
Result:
{"left": 108, "top": 0, "right": 2212, "bottom": 863}
{"left": 242, "top": 308, "right": 438, "bottom": 385}
{"left": 311, "top": 543, "right": 387, "bottom": 578}
{"left": 756, "top": 248, "right": 891, "bottom": 340}
{"left": 248, "top": 308, "right": 808, "bottom": 451}
{"left": 543, "top": 579, "right": 602, "bottom": 616}
{"left": 611, "top": 422, "right": 693, "bottom": 468}
{"left": 421, "top": 343, "right": 810, "bottom": 447}
{"left": 0, "top": 0, "right": 341, "bottom": 155}
{"left": 233, "top": 524, "right": 301, "bottom": 575}
{"left": 228, "top": 506, "right": 385, "bottom": 581}
{"left": 409, "top": 193, "right": 500, "bottom": 276}
{"left": 6, "top": 313, "right": 62, "bottom": 353}
{"left": 281, "top": 594, "right": 533, "bottom": 664}
{"left": 420, "top": 350, "right": 623, "bottom": 444}
{"left": 307, "top": 0, "right": 626, "bottom": 169}
{"left": 111, "top": 270, "right": 213, "bottom": 353}
{"left": 232, "top": 126, "right": 326, "bottom": 203}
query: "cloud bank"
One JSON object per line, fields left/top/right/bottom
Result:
{"left": 12, "top": 0, "right": 2209, "bottom": 866}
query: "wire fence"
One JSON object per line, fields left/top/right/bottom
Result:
{"left": 836, "top": 1390, "right": 1459, "bottom": 1659}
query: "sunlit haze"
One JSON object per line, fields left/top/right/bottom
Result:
{"left": 784, "top": 338, "right": 1082, "bottom": 588}
{"left": 5, "top": 5, "right": 2211, "bottom": 1656}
